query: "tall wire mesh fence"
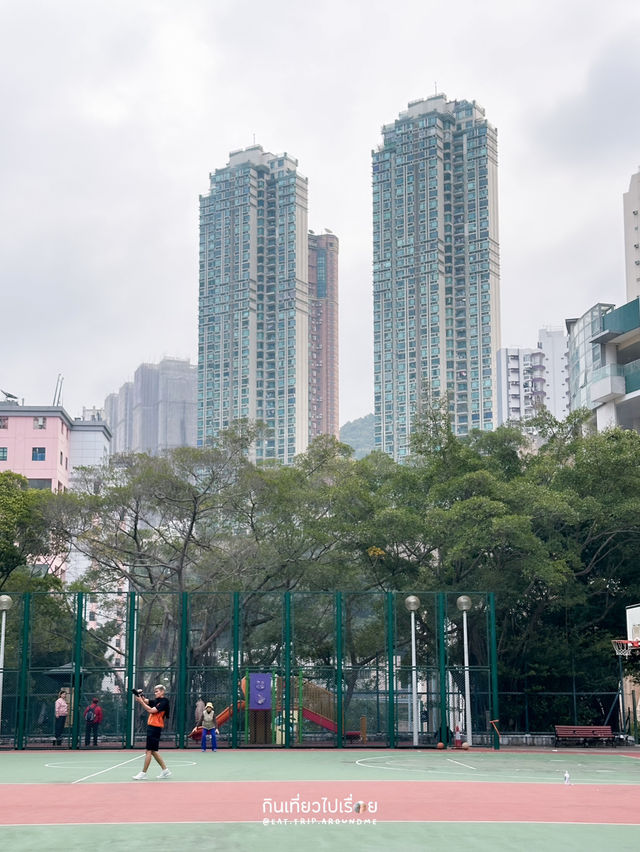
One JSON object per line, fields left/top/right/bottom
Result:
{"left": 2, "top": 589, "right": 576, "bottom": 750}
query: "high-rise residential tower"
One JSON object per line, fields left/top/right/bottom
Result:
{"left": 372, "top": 95, "right": 500, "bottom": 460}
{"left": 198, "top": 145, "right": 315, "bottom": 464}
{"left": 624, "top": 168, "right": 640, "bottom": 301}
{"left": 104, "top": 357, "right": 197, "bottom": 455}
{"left": 308, "top": 230, "right": 339, "bottom": 440}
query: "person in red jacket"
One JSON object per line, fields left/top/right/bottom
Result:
{"left": 84, "top": 697, "right": 103, "bottom": 746}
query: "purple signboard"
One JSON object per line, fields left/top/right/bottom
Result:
{"left": 249, "top": 673, "right": 272, "bottom": 710}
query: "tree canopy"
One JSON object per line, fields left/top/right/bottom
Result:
{"left": 21, "top": 414, "right": 640, "bottom": 689}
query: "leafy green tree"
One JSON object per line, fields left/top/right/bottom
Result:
{"left": 0, "top": 471, "right": 66, "bottom": 589}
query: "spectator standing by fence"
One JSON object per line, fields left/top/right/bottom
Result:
{"left": 199, "top": 702, "right": 218, "bottom": 751}
{"left": 54, "top": 689, "right": 68, "bottom": 746}
{"left": 84, "top": 697, "right": 103, "bottom": 746}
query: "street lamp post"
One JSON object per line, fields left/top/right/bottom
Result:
{"left": 0, "top": 595, "right": 13, "bottom": 740}
{"left": 404, "top": 595, "right": 421, "bottom": 747}
{"left": 456, "top": 595, "right": 473, "bottom": 747}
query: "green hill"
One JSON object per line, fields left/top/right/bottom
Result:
{"left": 339, "top": 413, "right": 375, "bottom": 459}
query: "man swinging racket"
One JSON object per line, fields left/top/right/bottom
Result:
{"left": 132, "top": 685, "right": 172, "bottom": 780}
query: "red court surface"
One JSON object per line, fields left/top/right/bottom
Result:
{"left": 1, "top": 779, "right": 639, "bottom": 825}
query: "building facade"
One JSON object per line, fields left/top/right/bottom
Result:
{"left": 497, "top": 328, "right": 568, "bottom": 426}
{"left": 372, "top": 95, "right": 501, "bottom": 460}
{"left": 199, "top": 145, "right": 338, "bottom": 464}
{"left": 0, "top": 402, "right": 110, "bottom": 491}
{"left": 567, "top": 298, "right": 640, "bottom": 432}
{"left": 536, "top": 327, "right": 569, "bottom": 421}
{"left": 624, "top": 168, "right": 640, "bottom": 302}
{"left": 104, "top": 357, "right": 197, "bottom": 455}
{"left": 566, "top": 303, "right": 616, "bottom": 416}
{"left": 496, "top": 347, "right": 545, "bottom": 425}
{"left": 308, "top": 230, "right": 339, "bottom": 440}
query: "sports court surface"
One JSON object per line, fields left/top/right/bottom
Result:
{"left": 2, "top": 747, "right": 640, "bottom": 851}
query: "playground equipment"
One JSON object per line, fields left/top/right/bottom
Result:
{"left": 215, "top": 676, "right": 363, "bottom": 744}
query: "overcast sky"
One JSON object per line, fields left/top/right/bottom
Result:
{"left": 1, "top": 0, "right": 639, "bottom": 425}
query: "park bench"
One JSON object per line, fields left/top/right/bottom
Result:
{"left": 554, "top": 724, "right": 615, "bottom": 747}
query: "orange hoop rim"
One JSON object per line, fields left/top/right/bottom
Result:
{"left": 612, "top": 639, "right": 640, "bottom": 657}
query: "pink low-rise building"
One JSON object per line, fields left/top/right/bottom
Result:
{"left": 0, "top": 403, "right": 110, "bottom": 492}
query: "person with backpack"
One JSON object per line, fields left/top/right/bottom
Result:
{"left": 84, "top": 697, "right": 103, "bottom": 746}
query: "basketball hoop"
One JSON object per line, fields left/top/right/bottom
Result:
{"left": 612, "top": 639, "right": 640, "bottom": 658}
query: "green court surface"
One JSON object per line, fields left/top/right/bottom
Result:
{"left": 2, "top": 748, "right": 640, "bottom": 851}
{"left": 3, "top": 747, "right": 640, "bottom": 784}
{"left": 4, "top": 822, "right": 639, "bottom": 852}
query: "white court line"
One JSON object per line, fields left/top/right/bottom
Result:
{"left": 447, "top": 758, "right": 476, "bottom": 770}
{"left": 72, "top": 755, "right": 141, "bottom": 784}
{"left": 46, "top": 763, "right": 107, "bottom": 769}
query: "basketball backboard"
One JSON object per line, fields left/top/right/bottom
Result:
{"left": 626, "top": 604, "right": 640, "bottom": 641}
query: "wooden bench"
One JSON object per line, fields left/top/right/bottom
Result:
{"left": 554, "top": 724, "right": 616, "bottom": 747}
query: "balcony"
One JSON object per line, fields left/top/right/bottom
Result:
{"left": 602, "top": 298, "right": 640, "bottom": 337}
{"left": 590, "top": 364, "right": 626, "bottom": 404}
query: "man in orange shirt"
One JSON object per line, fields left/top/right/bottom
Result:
{"left": 132, "top": 685, "right": 172, "bottom": 780}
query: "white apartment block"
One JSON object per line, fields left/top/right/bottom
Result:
{"left": 497, "top": 347, "right": 545, "bottom": 425}
{"left": 624, "top": 168, "right": 640, "bottom": 301}
{"left": 536, "top": 327, "right": 569, "bottom": 420}
{"left": 497, "top": 329, "right": 568, "bottom": 426}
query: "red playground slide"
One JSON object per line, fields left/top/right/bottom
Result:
{"left": 216, "top": 700, "right": 246, "bottom": 727}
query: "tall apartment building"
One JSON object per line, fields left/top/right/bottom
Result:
{"left": 496, "top": 347, "right": 545, "bottom": 424}
{"left": 308, "top": 230, "right": 339, "bottom": 440}
{"left": 104, "top": 357, "right": 197, "bottom": 455}
{"left": 497, "top": 328, "right": 568, "bottom": 425}
{"left": 372, "top": 95, "right": 500, "bottom": 460}
{"left": 199, "top": 145, "right": 339, "bottom": 463}
{"left": 624, "top": 168, "right": 640, "bottom": 301}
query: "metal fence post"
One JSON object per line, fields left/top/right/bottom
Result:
{"left": 71, "top": 591, "right": 84, "bottom": 749}
{"left": 124, "top": 591, "right": 137, "bottom": 748}
{"left": 336, "top": 591, "right": 343, "bottom": 748}
{"left": 386, "top": 592, "right": 395, "bottom": 748}
{"left": 176, "top": 592, "right": 189, "bottom": 749}
{"left": 15, "top": 593, "right": 30, "bottom": 749}
{"left": 231, "top": 592, "right": 240, "bottom": 749}
{"left": 437, "top": 593, "right": 447, "bottom": 746}
{"left": 489, "top": 593, "right": 500, "bottom": 750}
{"left": 284, "top": 591, "right": 291, "bottom": 748}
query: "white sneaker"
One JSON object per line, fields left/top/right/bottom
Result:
{"left": 132, "top": 771, "right": 147, "bottom": 780}
{"left": 157, "top": 768, "right": 172, "bottom": 779}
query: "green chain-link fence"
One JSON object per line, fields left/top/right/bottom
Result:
{"left": 0, "top": 590, "right": 500, "bottom": 749}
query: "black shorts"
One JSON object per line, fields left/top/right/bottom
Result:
{"left": 146, "top": 727, "right": 162, "bottom": 752}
